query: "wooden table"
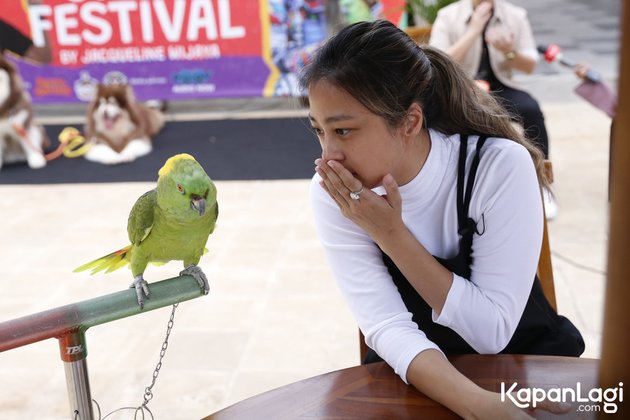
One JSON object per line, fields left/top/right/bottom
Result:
{"left": 204, "top": 355, "right": 599, "bottom": 419}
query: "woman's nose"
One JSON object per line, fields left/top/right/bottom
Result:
{"left": 321, "top": 139, "right": 343, "bottom": 162}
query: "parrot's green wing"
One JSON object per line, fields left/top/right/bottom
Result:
{"left": 210, "top": 201, "right": 219, "bottom": 234}
{"left": 128, "top": 189, "right": 157, "bottom": 244}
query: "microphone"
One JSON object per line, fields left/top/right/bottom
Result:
{"left": 537, "top": 44, "right": 601, "bottom": 83}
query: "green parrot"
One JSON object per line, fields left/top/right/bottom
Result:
{"left": 75, "top": 153, "right": 218, "bottom": 308}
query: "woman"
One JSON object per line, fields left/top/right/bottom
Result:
{"left": 429, "top": 0, "right": 557, "bottom": 219}
{"left": 429, "top": 0, "right": 546, "bottom": 156}
{"left": 301, "top": 20, "right": 583, "bottom": 418}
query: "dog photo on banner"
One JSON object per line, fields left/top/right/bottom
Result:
{"left": 0, "top": 55, "right": 48, "bottom": 171}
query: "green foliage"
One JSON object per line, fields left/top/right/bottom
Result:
{"left": 407, "top": 0, "right": 458, "bottom": 24}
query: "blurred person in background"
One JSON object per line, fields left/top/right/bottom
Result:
{"left": 429, "top": 0, "right": 557, "bottom": 219}
{"left": 573, "top": 62, "right": 616, "bottom": 199}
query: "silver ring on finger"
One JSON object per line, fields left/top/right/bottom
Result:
{"left": 349, "top": 185, "right": 364, "bottom": 201}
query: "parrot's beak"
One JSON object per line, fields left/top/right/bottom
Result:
{"left": 191, "top": 197, "right": 206, "bottom": 215}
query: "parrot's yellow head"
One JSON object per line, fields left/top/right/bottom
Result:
{"left": 158, "top": 153, "right": 196, "bottom": 177}
{"left": 157, "top": 154, "right": 217, "bottom": 220}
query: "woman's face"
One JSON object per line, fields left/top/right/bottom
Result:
{"left": 308, "top": 80, "right": 410, "bottom": 189}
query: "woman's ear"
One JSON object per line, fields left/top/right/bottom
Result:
{"left": 403, "top": 102, "right": 424, "bottom": 137}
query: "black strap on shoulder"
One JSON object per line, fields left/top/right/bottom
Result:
{"left": 456, "top": 134, "right": 488, "bottom": 235}
{"left": 456, "top": 134, "right": 469, "bottom": 230}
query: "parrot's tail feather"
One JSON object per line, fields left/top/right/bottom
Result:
{"left": 105, "top": 257, "right": 129, "bottom": 273}
{"left": 74, "top": 245, "right": 132, "bottom": 275}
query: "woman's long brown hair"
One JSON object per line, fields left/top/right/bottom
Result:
{"left": 299, "top": 20, "right": 549, "bottom": 188}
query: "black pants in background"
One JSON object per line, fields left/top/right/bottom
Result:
{"left": 492, "top": 85, "right": 550, "bottom": 158}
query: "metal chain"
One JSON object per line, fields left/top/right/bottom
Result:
{"left": 90, "top": 304, "right": 180, "bottom": 420}
{"left": 141, "top": 303, "right": 179, "bottom": 408}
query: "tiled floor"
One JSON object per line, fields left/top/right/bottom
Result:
{"left": 0, "top": 91, "right": 612, "bottom": 419}
{"left": 0, "top": 179, "right": 358, "bottom": 419}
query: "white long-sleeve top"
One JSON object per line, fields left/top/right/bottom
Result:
{"left": 310, "top": 130, "right": 543, "bottom": 384}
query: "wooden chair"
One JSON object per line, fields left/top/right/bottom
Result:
{"left": 404, "top": 26, "right": 432, "bottom": 45}
{"left": 358, "top": 160, "right": 557, "bottom": 361}
{"left": 537, "top": 160, "right": 557, "bottom": 311}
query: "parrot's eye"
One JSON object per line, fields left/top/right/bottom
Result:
{"left": 177, "top": 184, "right": 185, "bottom": 194}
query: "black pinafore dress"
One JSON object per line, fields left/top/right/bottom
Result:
{"left": 364, "top": 135, "right": 584, "bottom": 363}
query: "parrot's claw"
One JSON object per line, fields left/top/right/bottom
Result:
{"left": 130, "top": 275, "right": 151, "bottom": 309}
{"left": 180, "top": 265, "right": 209, "bottom": 295}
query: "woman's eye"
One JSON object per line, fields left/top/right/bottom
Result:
{"left": 310, "top": 127, "right": 350, "bottom": 137}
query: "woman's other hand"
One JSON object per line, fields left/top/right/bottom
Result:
{"left": 485, "top": 26, "right": 515, "bottom": 55}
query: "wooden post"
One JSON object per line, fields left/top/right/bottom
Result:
{"left": 599, "top": 2, "right": 629, "bottom": 418}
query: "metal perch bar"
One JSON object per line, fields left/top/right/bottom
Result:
{"left": 0, "top": 275, "right": 206, "bottom": 419}
{"left": 0, "top": 275, "right": 203, "bottom": 352}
